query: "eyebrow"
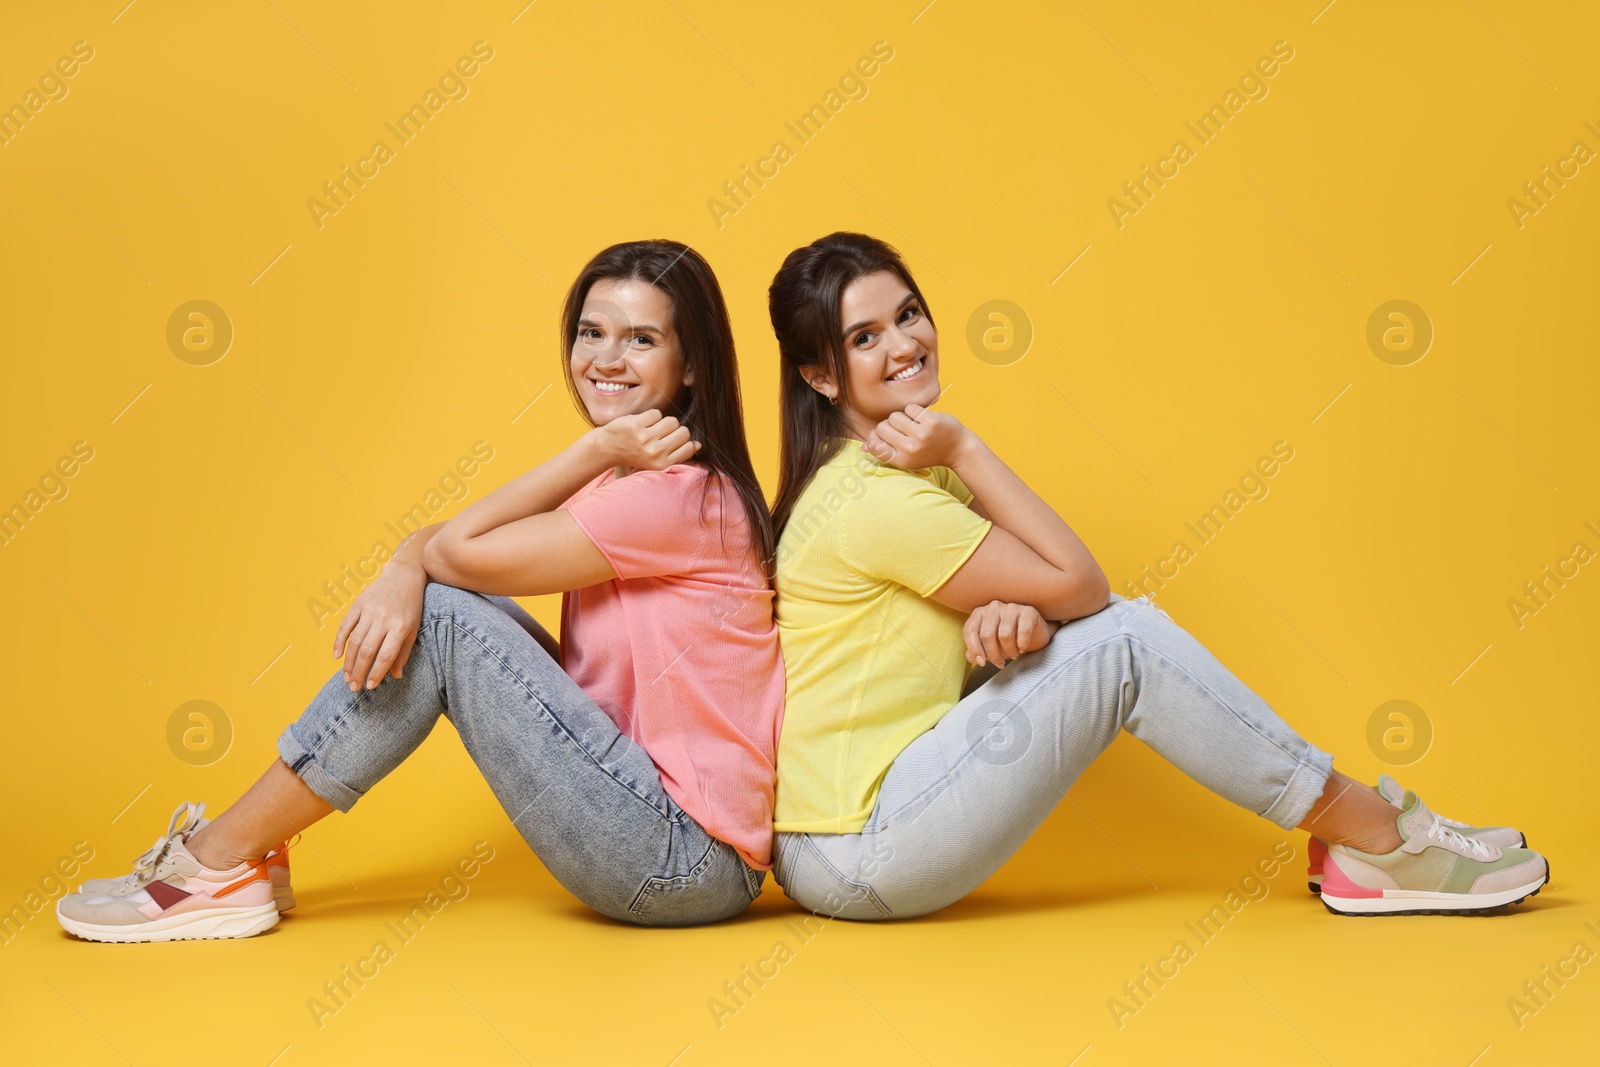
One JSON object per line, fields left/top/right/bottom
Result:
{"left": 841, "top": 293, "right": 916, "bottom": 341}
{"left": 578, "top": 316, "right": 664, "bottom": 335}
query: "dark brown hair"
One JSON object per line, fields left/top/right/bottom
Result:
{"left": 766, "top": 231, "right": 935, "bottom": 536}
{"left": 559, "top": 239, "right": 775, "bottom": 577}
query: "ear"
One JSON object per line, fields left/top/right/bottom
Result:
{"left": 682, "top": 362, "right": 695, "bottom": 388}
{"left": 799, "top": 365, "right": 837, "bottom": 401}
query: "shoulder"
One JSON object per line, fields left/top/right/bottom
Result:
{"left": 594, "top": 462, "right": 712, "bottom": 498}
{"left": 565, "top": 465, "right": 709, "bottom": 525}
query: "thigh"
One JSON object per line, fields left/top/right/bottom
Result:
{"left": 789, "top": 597, "right": 1136, "bottom": 919}
{"left": 422, "top": 583, "right": 758, "bottom": 925}
{"left": 480, "top": 593, "right": 562, "bottom": 662}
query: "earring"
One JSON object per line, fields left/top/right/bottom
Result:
{"left": 827, "top": 393, "right": 838, "bottom": 406}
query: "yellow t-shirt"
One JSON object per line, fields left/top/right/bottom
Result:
{"left": 773, "top": 438, "right": 993, "bottom": 832}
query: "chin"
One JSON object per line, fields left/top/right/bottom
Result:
{"left": 584, "top": 403, "right": 622, "bottom": 425}
{"left": 886, "top": 381, "right": 940, "bottom": 412}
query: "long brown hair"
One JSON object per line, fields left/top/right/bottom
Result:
{"left": 559, "top": 240, "right": 775, "bottom": 577}
{"left": 766, "top": 231, "right": 935, "bottom": 537}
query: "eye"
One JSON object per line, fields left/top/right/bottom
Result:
{"left": 631, "top": 334, "right": 654, "bottom": 347}
{"left": 900, "top": 304, "right": 921, "bottom": 324}
{"left": 853, "top": 329, "right": 874, "bottom": 347}
{"left": 580, "top": 327, "right": 603, "bottom": 342}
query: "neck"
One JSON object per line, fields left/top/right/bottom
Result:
{"left": 839, "top": 408, "right": 876, "bottom": 443}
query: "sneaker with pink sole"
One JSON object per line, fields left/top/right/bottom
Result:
{"left": 1319, "top": 789, "right": 1548, "bottom": 916}
{"left": 1306, "top": 774, "right": 1524, "bottom": 892}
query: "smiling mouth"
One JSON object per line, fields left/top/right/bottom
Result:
{"left": 589, "top": 378, "right": 639, "bottom": 395}
{"left": 886, "top": 357, "right": 926, "bottom": 383}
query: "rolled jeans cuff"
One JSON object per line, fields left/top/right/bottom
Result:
{"left": 1260, "top": 740, "right": 1335, "bottom": 830}
{"left": 277, "top": 722, "right": 364, "bottom": 813}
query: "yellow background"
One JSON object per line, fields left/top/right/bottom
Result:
{"left": 3, "top": 1, "right": 1596, "bottom": 1064}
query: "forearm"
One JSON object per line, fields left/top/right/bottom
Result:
{"left": 433, "top": 434, "right": 608, "bottom": 551}
{"left": 952, "top": 436, "right": 1108, "bottom": 605}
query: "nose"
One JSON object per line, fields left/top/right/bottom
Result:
{"left": 885, "top": 326, "right": 920, "bottom": 362}
{"left": 591, "top": 341, "right": 625, "bottom": 368}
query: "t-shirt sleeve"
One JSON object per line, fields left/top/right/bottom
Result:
{"left": 560, "top": 465, "right": 710, "bottom": 580}
{"left": 838, "top": 468, "right": 992, "bottom": 597}
{"left": 936, "top": 465, "right": 976, "bottom": 506}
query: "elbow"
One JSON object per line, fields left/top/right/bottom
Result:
{"left": 1047, "top": 566, "right": 1110, "bottom": 621}
{"left": 422, "top": 535, "right": 459, "bottom": 584}
{"left": 1081, "top": 567, "right": 1112, "bottom": 615}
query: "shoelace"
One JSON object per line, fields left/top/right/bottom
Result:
{"left": 124, "top": 836, "right": 177, "bottom": 884}
{"left": 112, "top": 801, "right": 208, "bottom": 890}
{"left": 1424, "top": 814, "right": 1492, "bottom": 858}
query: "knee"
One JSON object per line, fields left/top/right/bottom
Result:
{"left": 422, "top": 581, "right": 487, "bottom": 621}
{"left": 1129, "top": 592, "right": 1175, "bottom": 621}
{"left": 1047, "top": 598, "right": 1129, "bottom": 649}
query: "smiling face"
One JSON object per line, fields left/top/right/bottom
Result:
{"left": 802, "top": 269, "right": 940, "bottom": 439}
{"left": 569, "top": 278, "right": 693, "bottom": 425}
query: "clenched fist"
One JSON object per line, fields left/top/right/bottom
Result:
{"left": 589, "top": 409, "right": 702, "bottom": 471}
{"left": 963, "top": 600, "right": 1058, "bottom": 667}
{"left": 863, "top": 403, "right": 971, "bottom": 471}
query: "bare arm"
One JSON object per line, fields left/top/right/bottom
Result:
{"left": 864, "top": 405, "right": 1109, "bottom": 622}
{"left": 423, "top": 436, "right": 615, "bottom": 596}
{"left": 330, "top": 411, "right": 694, "bottom": 692}
{"left": 424, "top": 411, "right": 699, "bottom": 597}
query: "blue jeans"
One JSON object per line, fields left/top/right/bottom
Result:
{"left": 772, "top": 593, "right": 1335, "bottom": 920}
{"left": 277, "top": 581, "right": 765, "bottom": 927}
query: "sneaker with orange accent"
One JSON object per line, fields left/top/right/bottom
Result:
{"left": 264, "top": 839, "right": 295, "bottom": 912}
{"left": 81, "top": 805, "right": 298, "bottom": 914}
{"left": 1306, "top": 774, "right": 1525, "bottom": 892}
{"left": 57, "top": 802, "right": 278, "bottom": 942}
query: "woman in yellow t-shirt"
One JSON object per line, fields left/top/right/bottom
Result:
{"left": 761, "top": 231, "right": 1547, "bottom": 919}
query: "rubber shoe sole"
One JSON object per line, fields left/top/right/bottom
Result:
{"left": 1319, "top": 857, "right": 1550, "bottom": 916}
{"left": 1306, "top": 832, "right": 1529, "bottom": 894}
{"left": 55, "top": 900, "right": 279, "bottom": 942}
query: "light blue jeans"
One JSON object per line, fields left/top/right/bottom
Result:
{"left": 772, "top": 592, "right": 1335, "bottom": 920}
{"left": 277, "top": 581, "right": 765, "bottom": 927}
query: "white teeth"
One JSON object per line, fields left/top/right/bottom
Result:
{"left": 592, "top": 380, "right": 634, "bottom": 394}
{"left": 889, "top": 358, "right": 923, "bottom": 382}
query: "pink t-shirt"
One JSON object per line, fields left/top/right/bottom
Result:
{"left": 558, "top": 463, "right": 784, "bottom": 870}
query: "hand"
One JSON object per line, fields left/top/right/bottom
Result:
{"left": 863, "top": 404, "right": 970, "bottom": 471}
{"left": 589, "top": 410, "right": 701, "bottom": 471}
{"left": 332, "top": 562, "right": 427, "bottom": 691}
{"left": 962, "top": 600, "right": 1058, "bottom": 667}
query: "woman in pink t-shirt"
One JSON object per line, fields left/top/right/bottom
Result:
{"left": 57, "top": 241, "right": 786, "bottom": 941}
